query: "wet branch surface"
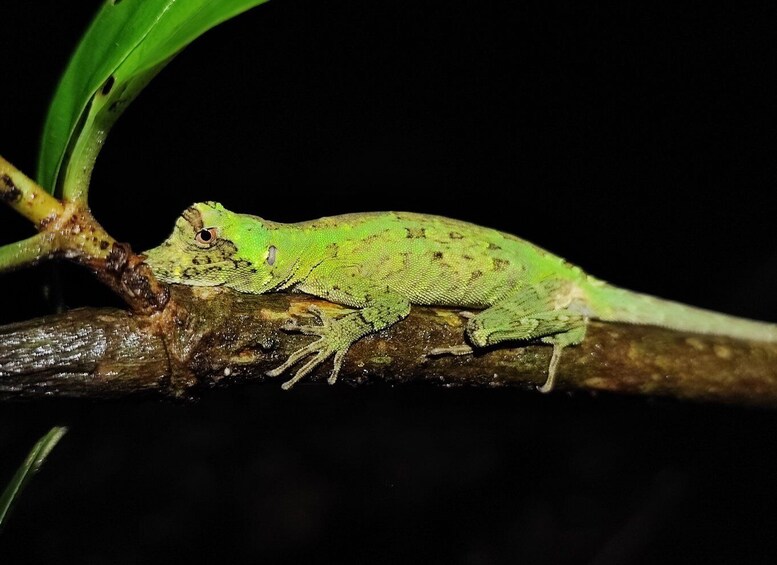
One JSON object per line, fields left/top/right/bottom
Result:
{"left": 2, "top": 286, "right": 777, "bottom": 405}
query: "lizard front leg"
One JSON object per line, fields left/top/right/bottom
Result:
{"left": 266, "top": 280, "right": 411, "bottom": 389}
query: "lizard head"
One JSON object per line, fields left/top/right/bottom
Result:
{"left": 143, "top": 201, "right": 276, "bottom": 293}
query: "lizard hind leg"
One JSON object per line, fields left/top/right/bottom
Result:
{"left": 465, "top": 295, "right": 587, "bottom": 393}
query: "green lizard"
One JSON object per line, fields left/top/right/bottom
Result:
{"left": 144, "top": 201, "right": 777, "bottom": 391}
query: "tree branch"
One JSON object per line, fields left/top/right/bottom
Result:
{"left": 2, "top": 286, "right": 776, "bottom": 405}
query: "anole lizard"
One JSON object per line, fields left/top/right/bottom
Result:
{"left": 144, "top": 202, "right": 777, "bottom": 391}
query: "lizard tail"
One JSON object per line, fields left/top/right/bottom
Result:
{"left": 582, "top": 280, "right": 777, "bottom": 343}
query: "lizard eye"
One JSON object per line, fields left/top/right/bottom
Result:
{"left": 194, "top": 227, "right": 219, "bottom": 248}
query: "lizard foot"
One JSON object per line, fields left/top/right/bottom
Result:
{"left": 266, "top": 306, "right": 351, "bottom": 390}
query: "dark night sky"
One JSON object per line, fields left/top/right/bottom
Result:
{"left": 2, "top": 2, "right": 777, "bottom": 564}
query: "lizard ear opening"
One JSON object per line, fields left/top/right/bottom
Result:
{"left": 194, "top": 227, "right": 219, "bottom": 248}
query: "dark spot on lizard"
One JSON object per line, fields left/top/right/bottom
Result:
{"left": 332, "top": 285, "right": 341, "bottom": 291}
{"left": 433, "top": 251, "right": 444, "bottom": 260}
{"left": 0, "top": 174, "right": 21, "bottom": 203}
{"left": 99, "top": 240, "right": 110, "bottom": 250}
{"left": 361, "top": 233, "right": 383, "bottom": 244}
{"left": 470, "top": 270, "right": 484, "bottom": 281}
{"left": 487, "top": 243, "right": 501, "bottom": 251}
{"left": 211, "top": 240, "right": 238, "bottom": 260}
{"left": 203, "top": 265, "right": 226, "bottom": 275}
{"left": 358, "top": 310, "right": 372, "bottom": 325}
{"left": 229, "top": 258, "right": 252, "bottom": 270}
{"left": 191, "top": 255, "right": 213, "bottom": 266}
{"left": 405, "top": 227, "right": 426, "bottom": 239}
{"left": 463, "top": 254, "right": 473, "bottom": 260}
{"left": 449, "top": 231, "right": 464, "bottom": 239}
{"left": 492, "top": 258, "right": 509, "bottom": 271}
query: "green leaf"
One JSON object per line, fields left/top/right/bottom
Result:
{"left": 0, "top": 426, "right": 68, "bottom": 533}
{"left": 37, "top": 0, "right": 270, "bottom": 200}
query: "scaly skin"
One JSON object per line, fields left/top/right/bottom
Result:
{"left": 144, "top": 202, "right": 777, "bottom": 391}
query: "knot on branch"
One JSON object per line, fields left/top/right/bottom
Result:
{"left": 96, "top": 242, "right": 170, "bottom": 314}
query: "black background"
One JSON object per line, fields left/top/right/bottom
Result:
{"left": 2, "top": 1, "right": 777, "bottom": 563}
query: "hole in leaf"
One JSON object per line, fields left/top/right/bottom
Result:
{"left": 101, "top": 76, "right": 115, "bottom": 96}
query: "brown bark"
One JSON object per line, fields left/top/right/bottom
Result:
{"left": 2, "top": 286, "right": 777, "bottom": 405}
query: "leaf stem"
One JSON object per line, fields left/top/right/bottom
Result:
{"left": 0, "top": 156, "right": 64, "bottom": 226}
{"left": 0, "top": 233, "right": 57, "bottom": 272}
{"left": 60, "top": 120, "right": 106, "bottom": 204}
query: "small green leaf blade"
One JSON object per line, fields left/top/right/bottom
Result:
{"left": 0, "top": 426, "right": 68, "bottom": 533}
{"left": 37, "top": 0, "right": 270, "bottom": 197}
